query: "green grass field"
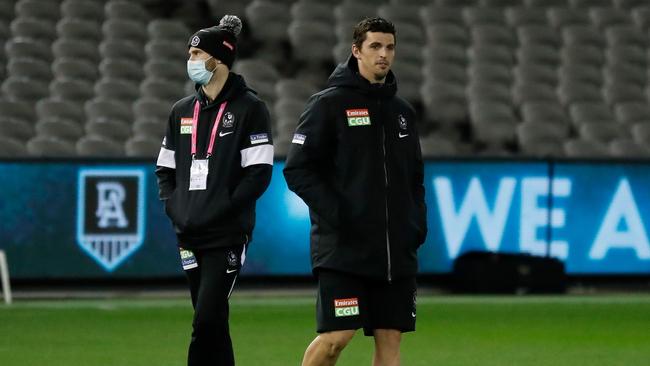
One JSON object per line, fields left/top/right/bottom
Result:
{"left": 1, "top": 294, "right": 649, "bottom": 366}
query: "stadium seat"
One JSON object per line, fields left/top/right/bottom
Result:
{"left": 420, "top": 81, "right": 467, "bottom": 124}
{"left": 480, "top": 0, "right": 519, "bottom": 7}
{"left": 125, "top": 135, "right": 160, "bottom": 157}
{"left": 589, "top": 8, "right": 632, "bottom": 29}
{"left": 36, "top": 98, "right": 84, "bottom": 123}
{"left": 631, "top": 121, "right": 650, "bottom": 144}
{"left": 102, "top": 19, "right": 148, "bottom": 44}
{"left": 467, "top": 82, "right": 512, "bottom": 104}
{"left": 579, "top": 122, "right": 627, "bottom": 144}
{"left": 274, "top": 99, "right": 306, "bottom": 123}
{"left": 604, "top": 64, "right": 647, "bottom": 86}
{"left": 559, "top": 64, "right": 603, "bottom": 86}
{"left": 52, "top": 58, "right": 99, "bottom": 82}
{"left": 334, "top": 2, "right": 377, "bottom": 30}
{"left": 547, "top": 7, "right": 591, "bottom": 28}
{"left": 34, "top": 118, "right": 84, "bottom": 142}
{"left": 232, "top": 59, "right": 280, "bottom": 103}
{"left": 512, "top": 82, "right": 558, "bottom": 105}
{"left": 468, "top": 45, "right": 514, "bottom": 65}
{"left": 139, "top": 78, "right": 186, "bottom": 103}
{"left": 0, "top": 99, "right": 35, "bottom": 121}
{"left": 561, "top": 46, "right": 604, "bottom": 67}
{"left": 558, "top": 83, "right": 604, "bottom": 105}
{"left": 133, "top": 118, "right": 166, "bottom": 138}
{"left": 0, "top": 117, "right": 34, "bottom": 141}
{"left": 100, "top": 40, "right": 145, "bottom": 62}
{"left": 145, "top": 40, "right": 187, "bottom": 63}
{"left": 94, "top": 78, "right": 140, "bottom": 103}
{"left": 426, "top": 24, "right": 469, "bottom": 45}
{"left": 420, "top": 6, "right": 463, "bottom": 25}
{"left": 101, "top": 58, "right": 144, "bottom": 81}
{"left": 27, "top": 135, "right": 77, "bottom": 156}
{"left": 563, "top": 139, "right": 609, "bottom": 157}
{"left": 105, "top": 0, "right": 149, "bottom": 22}
{"left": 147, "top": 19, "right": 189, "bottom": 42}
{"left": 525, "top": 0, "right": 569, "bottom": 7}
{"left": 605, "top": 26, "right": 647, "bottom": 47}
{"left": 245, "top": 0, "right": 291, "bottom": 42}
{"left": 10, "top": 17, "right": 57, "bottom": 42}
{"left": 2, "top": 76, "right": 49, "bottom": 102}
{"left": 76, "top": 135, "right": 124, "bottom": 157}
{"left": 424, "top": 61, "right": 467, "bottom": 84}
{"left": 391, "top": 62, "right": 422, "bottom": 102}
{"left": 133, "top": 98, "right": 172, "bottom": 122}
{"left": 569, "top": 102, "right": 616, "bottom": 126}
{"left": 378, "top": 5, "right": 422, "bottom": 26}
{"left": 0, "top": 135, "right": 28, "bottom": 156}
{"left": 15, "top": 0, "right": 60, "bottom": 21}
{"left": 517, "top": 25, "right": 560, "bottom": 47}
{"left": 521, "top": 101, "right": 570, "bottom": 131}
{"left": 424, "top": 44, "right": 467, "bottom": 65}
{"left": 505, "top": 7, "right": 548, "bottom": 27}
{"left": 468, "top": 63, "right": 512, "bottom": 84}
{"left": 49, "top": 78, "right": 95, "bottom": 102}
{"left": 85, "top": 98, "right": 133, "bottom": 124}
{"left": 616, "top": 0, "right": 648, "bottom": 8}
{"left": 275, "top": 79, "right": 317, "bottom": 102}
{"left": 514, "top": 64, "right": 558, "bottom": 86}
{"left": 631, "top": 6, "right": 650, "bottom": 30}
{"left": 604, "top": 83, "right": 646, "bottom": 105}
{"left": 615, "top": 102, "right": 650, "bottom": 125}
{"left": 562, "top": 26, "right": 604, "bottom": 48}
{"left": 605, "top": 46, "right": 646, "bottom": 67}
{"left": 609, "top": 139, "right": 650, "bottom": 157}
{"left": 517, "top": 121, "right": 567, "bottom": 157}
{"left": 0, "top": 0, "right": 14, "bottom": 23}
{"left": 56, "top": 18, "right": 102, "bottom": 42}
{"left": 61, "top": 0, "right": 104, "bottom": 22}
{"left": 572, "top": 0, "right": 612, "bottom": 8}
{"left": 471, "top": 25, "right": 516, "bottom": 47}
{"left": 463, "top": 8, "right": 505, "bottom": 26}
{"left": 469, "top": 102, "right": 518, "bottom": 145}
{"left": 143, "top": 60, "right": 183, "bottom": 82}
{"left": 85, "top": 119, "right": 132, "bottom": 142}
{"left": 291, "top": 0, "right": 333, "bottom": 23}
{"left": 288, "top": 21, "right": 337, "bottom": 64}
{"left": 419, "top": 134, "right": 458, "bottom": 157}
{"left": 7, "top": 57, "right": 52, "bottom": 80}
{"left": 516, "top": 45, "right": 560, "bottom": 66}
{"left": 52, "top": 38, "right": 100, "bottom": 62}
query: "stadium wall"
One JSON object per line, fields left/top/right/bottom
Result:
{"left": 1, "top": 158, "right": 649, "bottom": 280}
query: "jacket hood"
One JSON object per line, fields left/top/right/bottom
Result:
{"left": 194, "top": 72, "right": 253, "bottom": 108}
{"left": 326, "top": 54, "right": 397, "bottom": 99}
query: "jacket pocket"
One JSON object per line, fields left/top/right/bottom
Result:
{"left": 164, "top": 190, "right": 184, "bottom": 229}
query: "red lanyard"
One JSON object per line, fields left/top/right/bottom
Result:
{"left": 191, "top": 100, "right": 227, "bottom": 158}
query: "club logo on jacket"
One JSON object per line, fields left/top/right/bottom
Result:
{"left": 346, "top": 109, "right": 371, "bottom": 126}
{"left": 180, "top": 118, "right": 193, "bottom": 134}
{"left": 77, "top": 169, "right": 145, "bottom": 272}
{"left": 222, "top": 112, "right": 235, "bottom": 128}
{"left": 398, "top": 114, "right": 408, "bottom": 130}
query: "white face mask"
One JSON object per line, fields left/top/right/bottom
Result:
{"left": 187, "top": 56, "right": 214, "bottom": 85}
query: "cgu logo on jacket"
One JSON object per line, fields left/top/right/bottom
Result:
{"left": 77, "top": 169, "right": 146, "bottom": 272}
{"left": 346, "top": 109, "right": 371, "bottom": 126}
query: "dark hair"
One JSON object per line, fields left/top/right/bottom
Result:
{"left": 352, "top": 17, "right": 396, "bottom": 49}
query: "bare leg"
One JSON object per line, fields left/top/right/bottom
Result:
{"left": 372, "top": 329, "right": 402, "bottom": 366}
{"left": 301, "top": 330, "right": 357, "bottom": 366}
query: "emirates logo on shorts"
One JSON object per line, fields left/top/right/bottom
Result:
{"left": 334, "top": 298, "right": 359, "bottom": 317}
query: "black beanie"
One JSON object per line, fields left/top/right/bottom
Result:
{"left": 187, "top": 15, "right": 242, "bottom": 68}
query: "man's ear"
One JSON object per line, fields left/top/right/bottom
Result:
{"left": 351, "top": 44, "right": 360, "bottom": 59}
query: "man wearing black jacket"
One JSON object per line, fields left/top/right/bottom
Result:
{"left": 284, "top": 17, "right": 427, "bottom": 366}
{"left": 155, "top": 15, "right": 273, "bottom": 366}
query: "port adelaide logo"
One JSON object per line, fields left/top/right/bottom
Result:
{"left": 77, "top": 169, "right": 146, "bottom": 272}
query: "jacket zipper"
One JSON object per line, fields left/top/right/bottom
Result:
{"left": 380, "top": 101, "right": 392, "bottom": 283}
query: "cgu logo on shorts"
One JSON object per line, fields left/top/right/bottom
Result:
{"left": 334, "top": 298, "right": 359, "bottom": 317}
{"left": 77, "top": 169, "right": 146, "bottom": 272}
{"left": 346, "top": 109, "right": 371, "bottom": 126}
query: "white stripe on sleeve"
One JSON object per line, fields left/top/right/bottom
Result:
{"left": 240, "top": 144, "right": 274, "bottom": 167}
{"left": 156, "top": 147, "right": 176, "bottom": 169}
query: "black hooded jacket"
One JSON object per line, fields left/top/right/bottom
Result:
{"left": 283, "top": 57, "right": 427, "bottom": 280}
{"left": 156, "top": 73, "right": 273, "bottom": 250}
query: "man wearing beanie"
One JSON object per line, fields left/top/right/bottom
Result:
{"left": 284, "top": 17, "right": 426, "bottom": 366}
{"left": 155, "top": 15, "right": 273, "bottom": 366}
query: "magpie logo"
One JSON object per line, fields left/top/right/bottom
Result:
{"left": 77, "top": 169, "right": 145, "bottom": 272}
{"left": 190, "top": 36, "right": 200, "bottom": 47}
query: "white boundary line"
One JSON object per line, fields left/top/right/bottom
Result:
{"left": 0, "top": 250, "right": 12, "bottom": 305}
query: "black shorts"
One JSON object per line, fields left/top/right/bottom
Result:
{"left": 316, "top": 269, "right": 417, "bottom": 336}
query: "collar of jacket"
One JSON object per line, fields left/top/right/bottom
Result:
{"left": 193, "top": 72, "right": 251, "bottom": 109}
{"left": 326, "top": 54, "right": 398, "bottom": 99}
